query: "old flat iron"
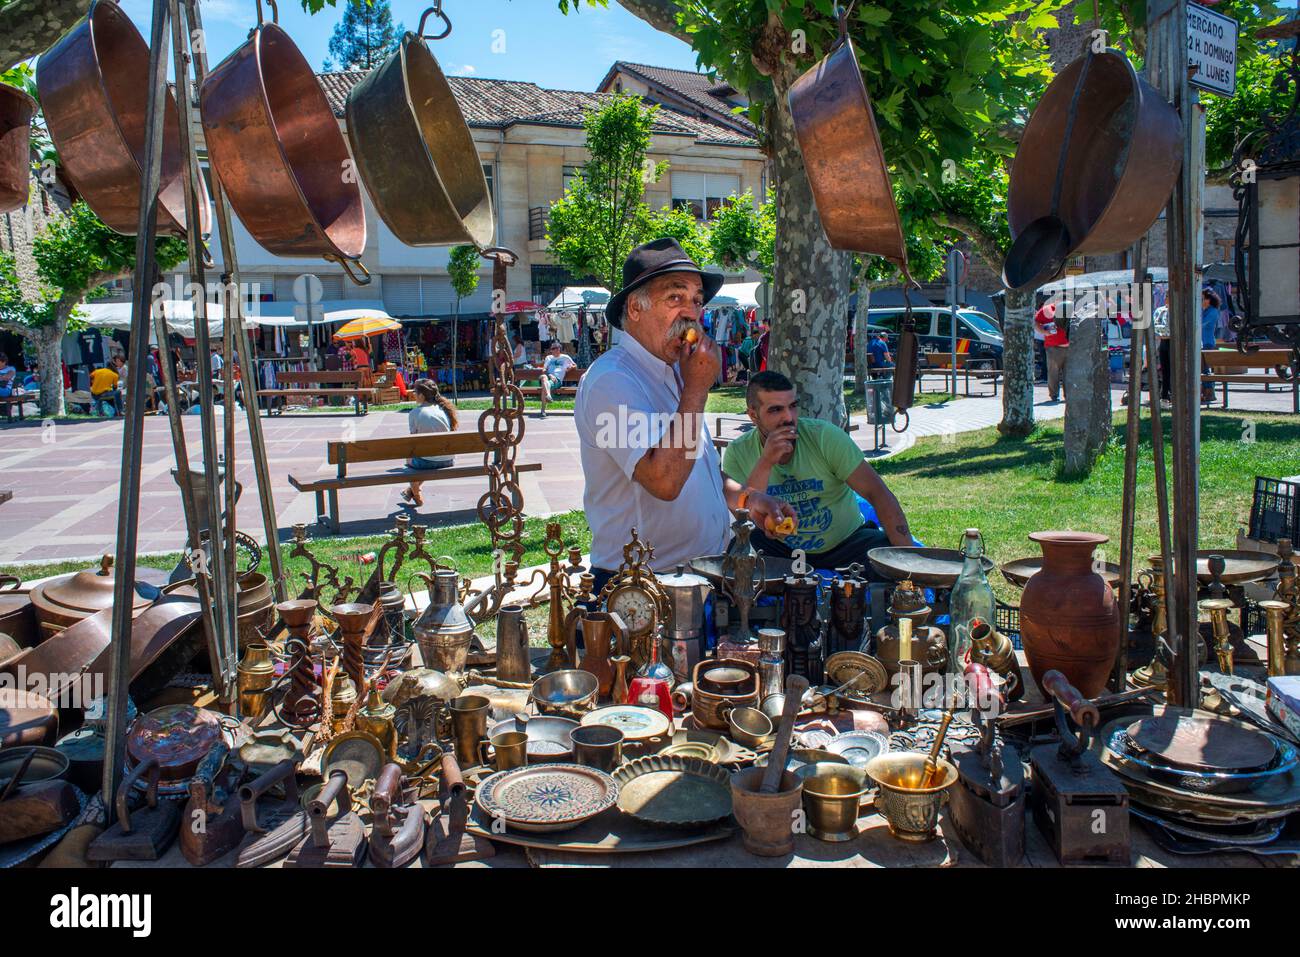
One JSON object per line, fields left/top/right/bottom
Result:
{"left": 426, "top": 752, "right": 494, "bottom": 865}
{"left": 1029, "top": 670, "right": 1130, "bottom": 865}
{"left": 283, "top": 768, "right": 367, "bottom": 868}
{"left": 948, "top": 664, "right": 1025, "bottom": 866}
{"left": 87, "top": 757, "right": 182, "bottom": 862}
{"left": 236, "top": 759, "right": 305, "bottom": 868}
{"left": 179, "top": 743, "right": 247, "bottom": 866}
{"left": 369, "top": 762, "right": 426, "bottom": 868}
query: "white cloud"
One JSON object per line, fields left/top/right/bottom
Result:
{"left": 451, "top": 64, "right": 477, "bottom": 76}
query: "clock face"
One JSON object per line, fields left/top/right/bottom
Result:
{"left": 609, "top": 586, "right": 656, "bottom": 635}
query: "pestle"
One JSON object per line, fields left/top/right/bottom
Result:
{"left": 761, "top": 673, "right": 810, "bottom": 794}
{"left": 919, "top": 708, "right": 955, "bottom": 789}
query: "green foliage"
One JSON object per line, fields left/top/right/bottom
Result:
{"left": 546, "top": 92, "right": 674, "bottom": 292}
{"left": 323, "top": 0, "right": 403, "bottom": 71}
{"left": 647, "top": 203, "right": 713, "bottom": 268}
{"left": 1205, "top": 44, "right": 1295, "bottom": 172}
{"left": 707, "top": 189, "right": 773, "bottom": 280}
{"left": 447, "top": 244, "right": 481, "bottom": 301}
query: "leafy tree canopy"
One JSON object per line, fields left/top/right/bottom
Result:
{"left": 448, "top": 244, "right": 481, "bottom": 301}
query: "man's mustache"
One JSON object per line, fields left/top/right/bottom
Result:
{"left": 668, "top": 318, "right": 703, "bottom": 341}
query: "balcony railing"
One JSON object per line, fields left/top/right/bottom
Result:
{"left": 529, "top": 206, "right": 548, "bottom": 242}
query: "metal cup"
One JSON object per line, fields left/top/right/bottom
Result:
{"left": 571, "top": 724, "right": 624, "bottom": 772}
{"left": 897, "top": 659, "right": 923, "bottom": 720}
{"left": 444, "top": 694, "right": 491, "bottom": 767}
{"left": 489, "top": 730, "right": 528, "bottom": 771}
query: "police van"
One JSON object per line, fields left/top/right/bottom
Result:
{"left": 862, "top": 306, "right": 1005, "bottom": 370}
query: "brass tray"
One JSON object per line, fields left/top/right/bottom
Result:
{"left": 867, "top": 547, "right": 994, "bottom": 588}
{"left": 475, "top": 763, "right": 618, "bottom": 833}
{"left": 1000, "top": 557, "right": 1122, "bottom": 589}
{"left": 1194, "top": 550, "right": 1279, "bottom": 585}
{"left": 824, "top": 651, "right": 889, "bottom": 697}
{"left": 466, "top": 802, "right": 735, "bottom": 854}
{"left": 611, "top": 754, "right": 733, "bottom": 829}
{"left": 1127, "top": 713, "right": 1276, "bottom": 773}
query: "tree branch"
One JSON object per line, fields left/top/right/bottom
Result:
{"left": 0, "top": 0, "right": 89, "bottom": 73}
{"left": 614, "top": 0, "right": 693, "bottom": 46}
{"left": 933, "top": 210, "right": 1005, "bottom": 276}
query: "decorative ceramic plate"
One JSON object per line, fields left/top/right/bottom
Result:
{"left": 581, "top": 705, "right": 672, "bottom": 748}
{"left": 824, "top": 651, "right": 889, "bottom": 697}
{"left": 826, "top": 730, "right": 891, "bottom": 768}
{"left": 475, "top": 763, "right": 619, "bottom": 833}
{"left": 611, "top": 754, "right": 733, "bottom": 829}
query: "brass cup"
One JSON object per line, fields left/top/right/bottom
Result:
{"left": 728, "top": 706, "right": 774, "bottom": 749}
{"left": 489, "top": 731, "right": 528, "bottom": 771}
{"left": 794, "top": 762, "right": 870, "bottom": 842}
{"left": 865, "top": 752, "right": 957, "bottom": 843}
{"left": 571, "top": 724, "right": 624, "bottom": 773}
{"left": 446, "top": 694, "right": 491, "bottom": 767}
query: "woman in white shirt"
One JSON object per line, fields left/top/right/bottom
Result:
{"left": 401, "top": 379, "right": 459, "bottom": 507}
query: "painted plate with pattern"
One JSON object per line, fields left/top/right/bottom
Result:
{"left": 581, "top": 705, "right": 672, "bottom": 748}
{"left": 475, "top": 763, "right": 619, "bottom": 833}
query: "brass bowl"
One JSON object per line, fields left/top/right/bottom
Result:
{"left": 727, "top": 707, "right": 773, "bottom": 749}
{"left": 795, "top": 762, "right": 870, "bottom": 842}
{"left": 531, "top": 670, "right": 600, "bottom": 718}
{"left": 865, "top": 752, "right": 957, "bottom": 843}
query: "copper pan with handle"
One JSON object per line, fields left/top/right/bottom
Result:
{"left": 1004, "top": 48, "right": 1181, "bottom": 289}
{"left": 787, "top": 10, "right": 905, "bottom": 265}
{"left": 0, "top": 83, "right": 35, "bottom": 215}
{"left": 35, "top": 0, "right": 210, "bottom": 236}
{"left": 344, "top": 5, "right": 493, "bottom": 248}
{"left": 199, "top": 0, "right": 370, "bottom": 284}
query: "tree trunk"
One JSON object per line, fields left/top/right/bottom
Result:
{"left": 35, "top": 324, "right": 64, "bottom": 417}
{"left": 0, "top": 0, "right": 89, "bottom": 73}
{"left": 765, "top": 66, "right": 854, "bottom": 427}
{"left": 1062, "top": 310, "right": 1111, "bottom": 475}
{"left": 998, "top": 286, "right": 1035, "bottom": 437}
{"left": 853, "top": 285, "right": 871, "bottom": 391}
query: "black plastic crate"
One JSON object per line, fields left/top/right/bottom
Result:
{"left": 1248, "top": 476, "right": 1300, "bottom": 545}
{"left": 995, "top": 601, "right": 1023, "bottom": 650}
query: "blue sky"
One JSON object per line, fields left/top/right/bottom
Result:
{"left": 114, "top": 0, "right": 704, "bottom": 91}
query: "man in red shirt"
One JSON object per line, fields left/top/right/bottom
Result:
{"left": 1034, "top": 299, "right": 1069, "bottom": 402}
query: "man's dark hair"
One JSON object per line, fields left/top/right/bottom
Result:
{"left": 746, "top": 370, "right": 794, "bottom": 408}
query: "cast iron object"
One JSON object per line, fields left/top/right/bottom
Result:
{"left": 868, "top": 546, "right": 995, "bottom": 588}
{"left": 369, "top": 763, "right": 427, "bottom": 868}
{"left": 1005, "top": 48, "right": 1181, "bottom": 287}
{"left": 283, "top": 769, "right": 368, "bottom": 868}
{"left": 787, "top": 24, "right": 905, "bottom": 263}
{"left": 199, "top": 4, "right": 369, "bottom": 281}
{"left": 1028, "top": 670, "right": 1130, "bottom": 865}
{"left": 87, "top": 758, "right": 182, "bottom": 861}
{"left": 426, "top": 751, "right": 495, "bottom": 864}
{"left": 948, "top": 693, "right": 1026, "bottom": 867}
{"left": 344, "top": 9, "right": 493, "bottom": 248}
{"left": 35, "top": 0, "right": 210, "bottom": 236}
{"left": 236, "top": 759, "right": 304, "bottom": 868}
{"left": 179, "top": 743, "right": 245, "bottom": 866}
{"left": 0, "top": 83, "right": 35, "bottom": 215}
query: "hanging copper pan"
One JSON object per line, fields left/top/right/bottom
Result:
{"left": 35, "top": 0, "right": 209, "bottom": 236}
{"left": 0, "top": 83, "right": 35, "bottom": 215}
{"left": 788, "top": 26, "right": 905, "bottom": 264}
{"left": 345, "top": 7, "right": 493, "bottom": 248}
{"left": 199, "top": 0, "right": 370, "bottom": 283}
{"left": 1005, "top": 49, "right": 1181, "bottom": 289}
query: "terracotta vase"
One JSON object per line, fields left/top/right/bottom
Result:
{"left": 1019, "top": 531, "right": 1119, "bottom": 698}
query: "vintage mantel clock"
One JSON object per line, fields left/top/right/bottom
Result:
{"left": 597, "top": 528, "right": 671, "bottom": 670}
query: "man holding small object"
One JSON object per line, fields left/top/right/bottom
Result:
{"left": 575, "top": 238, "right": 796, "bottom": 595}
{"left": 722, "top": 370, "right": 913, "bottom": 575}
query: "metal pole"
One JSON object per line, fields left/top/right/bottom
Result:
{"left": 102, "top": 0, "right": 171, "bottom": 814}
{"left": 166, "top": 0, "right": 233, "bottom": 697}
{"left": 1149, "top": 0, "right": 1203, "bottom": 708}
{"left": 184, "top": 0, "right": 287, "bottom": 602}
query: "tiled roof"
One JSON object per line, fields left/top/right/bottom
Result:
{"left": 606, "top": 61, "right": 756, "bottom": 136}
{"left": 314, "top": 72, "right": 757, "bottom": 148}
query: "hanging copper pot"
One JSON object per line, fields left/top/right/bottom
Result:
{"left": 199, "top": 0, "right": 370, "bottom": 283}
{"left": 0, "top": 83, "right": 35, "bottom": 215}
{"left": 35, "top": 0, "right": 210, "bottom": 236}
{"left": 27, "top": 554, "right": 170, "bottom": 640}
{"left": 344, "top": 7, "right": 493, "bottom": 248}
{"left": 1005, "top": 48, "right": 1181, "bottom": 289}
{"left": 788, "top": 19, "right": 905, "bottom": 264}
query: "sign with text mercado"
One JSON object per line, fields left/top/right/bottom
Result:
{"left": 1187, "top": 3, "right": 1239, "bottom": 96}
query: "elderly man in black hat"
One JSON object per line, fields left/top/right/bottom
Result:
{"left": 576, "top": 238, "right": 795, "bottom": 594}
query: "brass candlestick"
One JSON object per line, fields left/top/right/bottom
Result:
{"left": 1273, "top": 539, "right": 1300, "bottom": 675}
{"left": 520, "top": 521, "right": 589, "bottom": 673}
{"left": 332, "top": 603, "right": 375, "bottom": 693}
{"left": 1260, "top": 599, "right": 1290, "bottom": 677}
{"left": 1131, "top": 560, "right": 1170, "bottom": 689}
{"left": 278, "top": 599, "right": 320, "bottom": 726}
{"left": 1199, "top": 597, "right": 1235, "bottom": 676}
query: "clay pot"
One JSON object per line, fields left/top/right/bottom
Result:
{"left": 1019, "top": 531, "right": 1119, "bottom": 698}
{"left": 730, "top": 765, "right": 803, "bottom": 857}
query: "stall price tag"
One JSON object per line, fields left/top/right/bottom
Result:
{"left": 1187, "top": 3, "right": 1238, "bottom": 96}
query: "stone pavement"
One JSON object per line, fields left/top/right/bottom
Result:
{"left": 0, "top": 379, "right": 1293, "bottom": 566}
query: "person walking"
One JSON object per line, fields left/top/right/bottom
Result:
{"left": 1200, "top": 287, "right": 1221, "bottom": 404}
{"left": 1035, "top": 299, "right": 1069, "bottom": 402}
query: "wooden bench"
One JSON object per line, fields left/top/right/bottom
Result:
{"left": 0, "top": 391, "right": 35, "bottom": 423}
{"left": 1202, "top": 349, "right": 1298, "bottom": 412}
{"left": 257, "top": 369, "right": 379, "bottom": 415}
{"left": 711, "top": 416, "right": 859, "bottom": 451}
{"left": 288, "top": 431, "right": 543, "bottom": 534}
{"left": 516, "top": 366, "right": 583, "bottom": 414}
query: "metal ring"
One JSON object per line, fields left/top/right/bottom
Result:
{"left": 418, "top": 6, "right": 452, "bottom": 41}
{"left": 890, "top": 409, "right": 909, "bottom": 433}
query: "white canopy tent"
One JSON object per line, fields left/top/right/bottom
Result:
{"left": 249, "top": 300, "right": 393, "bottom": 328}
{"left": 77, "top": 300, "right": 243, "bottom": 343}
{"left": 711, "top": 281, "right": 761, "bottom": 310}
{"left": 544, "top": 286, "right": 609, "bottom": 311}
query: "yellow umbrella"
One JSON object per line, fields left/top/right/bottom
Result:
{"left": 332, "top": 315, "right": 402, "bottom": 341}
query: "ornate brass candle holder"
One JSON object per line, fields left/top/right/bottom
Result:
{"left": 721, "top": 510, "right": 765, "bottom": 646}
{"left": 520, "top": 521, "right": 589, "bottom": 673}
{"left": 278, "top": 599, "right": 321, "bottom": 727}
{"left": 1259, "top": 599, "right": 1290, "bottom": 677}
{"left": 332, "top": 603, "right": 375, "bottom": 693}
{"left": 1199, "top": 597, "right": 1235, "bottom": 676}
{"left": 1273, "top": 539, "right": 1300, "bottom": 675}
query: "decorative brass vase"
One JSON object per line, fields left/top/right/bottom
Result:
{"left": 236, "top": 642, "right": 276, "bottom": 720}
{"left": 332, "top": 602, "right": 374, "bottom": 694}
{"left": 355, "top": 687, "right": 398, "bottom": 761}
{"left": 413, "top": 569, "right": 475, "bottom": 675}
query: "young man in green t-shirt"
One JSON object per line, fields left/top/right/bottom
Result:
{"left": 721, "top": 371, "right": 913, "bottom": 574}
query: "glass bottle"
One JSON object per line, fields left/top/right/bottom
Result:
{"left": 627, "top": 627, "right": 674, "bottom": 719}
{"left": 948, "top": 528, "right": 995, "bottom": 674}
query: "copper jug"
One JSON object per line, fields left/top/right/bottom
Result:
{"left": 495, "top": 605, "right": 531, "bottom": 684}
{"left": 0, "top": 83, "right": 35, "bottom": 215}
{"left": 412, "top": 570, "right": 475, "bottom": 675}
{"left": 570, "top": 612, "right": 629, "bottom": 699}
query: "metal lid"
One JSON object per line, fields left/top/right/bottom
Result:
{"left": 126, "top": 704, "right": 224, "bottom": 780}
{"left": 33, "top": 554, "right": 165, "bottom": 618}
{"left": 659, "top": 563, "right": 710, "bottom": 591}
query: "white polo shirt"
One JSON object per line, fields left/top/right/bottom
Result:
{"left": 575, "top": 333, "right": 730, "bottom": 571}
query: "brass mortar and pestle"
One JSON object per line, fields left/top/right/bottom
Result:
{"left": 866, "top": 704, "right": 959, "bottom": 842}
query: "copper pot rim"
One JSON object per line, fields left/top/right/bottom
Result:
{"left": 1028, "top": 530, "right": 1110, "bottom": 547}
{"left": 0, "top": 81, "right": 37, "bottom": 114}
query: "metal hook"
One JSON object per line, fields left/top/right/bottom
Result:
{"left": 328, "top": 255, "right": 372, "bottom": 286}
{"left": 418, "top": 3, "right": 452, "bottom": 41}
{"left": 255, "top": 0, "right": 278, "bottom": 27}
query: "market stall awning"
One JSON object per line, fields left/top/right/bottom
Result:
{"left": 1037, "top": 268, "right": 1169, "bottom": 294}
{"left": 249, "top": 300, "right": 394, "bottom": 328}
{"left": 545, "top": 286, "right": 609, "bottom": 311}
{"left": 77, "top": 299, "right": 247, "bottom": 339}
{"left": 712, "top": 281, "right": 761, "bottom": 309}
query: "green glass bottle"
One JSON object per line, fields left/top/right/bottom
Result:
{"left": 948, "top": 528, "right": 995, "bottom": 674}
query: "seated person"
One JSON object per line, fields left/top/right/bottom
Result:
{"left": 89, "top": 362, "right": 122, "bottom": 416}
{"left": 722, "top": 371, "right": 913, "bottom": 575}
{"left": 539, "top": 339, "right": 578, "bottom": 412}
{"left": 0, "top": 352, "right": 15, "bottom": 397}
{"left": 401, "top": 379, "right": 458, "bottom": 507}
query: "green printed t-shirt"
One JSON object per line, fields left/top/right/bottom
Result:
{"left": 722, "top": 417, "right": 864, "bottom": 555}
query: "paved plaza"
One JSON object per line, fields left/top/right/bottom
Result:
{"left": 0, "top": 382, "right": 1293, "bottom": 565}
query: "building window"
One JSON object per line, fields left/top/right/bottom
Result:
{"left": 562, "top": 165, "right": 583, "bottom": 193}
{"left": 483, "top": 163, "right": 494, "bottom": 203}
{"left": 671, "top": 172, "right": 740, "bottom": 222}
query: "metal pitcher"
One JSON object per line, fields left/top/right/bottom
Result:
{"left": 495, "top": 605, "right": 531, "bottom": 684}
{"left": 412, "top": 569, "right": 475, "bottom": 675}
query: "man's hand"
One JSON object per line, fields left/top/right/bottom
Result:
{"left": 680, "top": 334, "right": 720, "bottom": 396}
{"left": 745, "top": 491, "right": 796, "bottom": 531}
{"left": 759, "top": 425, "right": 796, "bottom": 466}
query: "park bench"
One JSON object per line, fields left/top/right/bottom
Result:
{"left": 516, "top": 366, "right": 583, "bottom": 414}
{"left": 918, "top": 354, "right": 1003, "bottom": 397}
{"left": 287, "top": 430, "right": 543, "bottom": 534}
{"left": 0, "top": 390, "right": 35, "bottom": 423}
{"left": 1201, "top": 348, "right": 1298, "bottom": 413}
{"left": 257, "top": 369, "right": 379, "bottom": 416}
{"left": 711, "top": 415, "right": 859, "bottom": 451}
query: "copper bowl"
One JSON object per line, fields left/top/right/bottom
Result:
{"left": 29, "top": 555, "right": 169, "bottom": 639}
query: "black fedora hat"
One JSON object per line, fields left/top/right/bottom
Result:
{"left": 605, "top": 237, "right": 724, "bottom": 328}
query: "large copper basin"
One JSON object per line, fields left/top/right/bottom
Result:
{"left": 0, "top": 83, "right": 35, "bottom": 214}
{"left": 200, "top": 18, "right": 368, "bottom": 276}
{"left": 36, "top": 0, "right": 209, "bottom": 236}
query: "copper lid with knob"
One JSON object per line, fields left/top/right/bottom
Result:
{"left": 29, "top": 554, "right": 168, "bottom": 634}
